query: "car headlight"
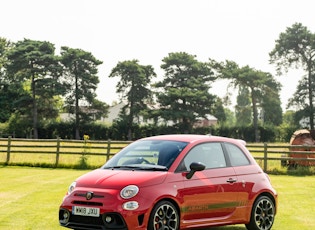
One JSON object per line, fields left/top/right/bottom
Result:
{"left": 120, "top": 185, "right": 139, "bottom": 199}
{"left": 68, "top": 181, "right": 76, "bottom": 194}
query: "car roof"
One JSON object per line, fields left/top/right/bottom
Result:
{"left": 140, "top": 134, "right": 246, "bottom": 146}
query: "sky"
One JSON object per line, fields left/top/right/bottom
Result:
{"left": 1, "top": 0, "right": 315, "bottom": 110}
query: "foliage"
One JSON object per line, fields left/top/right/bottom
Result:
{"left": 60, "top": 46, "right": 104, "bottom": 139}
{"left": 287, "top": 75, "right": 315, "bottom": 128}
{"left": 109, "top": 59, "right": 156, "bottom": 140}
{"left": 0, "top": 38, "right": 29, "bottom": 123}
{"left": 155, "top": 52, "right": 217, "bottom": 133}
{"left": 5, "top": 112, "right": 32, "bottom": 138}
{"left": 76, "top": 134, "right": 90, "bottom": 169}
{"left": 218, "top": 108, "right": 236, "bottom": 127}
{"left": 270, "top": 22, "right": 315, "bottom": 128}
{"left": 209, "top": 59, "right": 282, "bottom": 142}
{"left": 235, "top": 86, "right": 251, "bottom": 126}
{"left": 261, "top": 87, "right": 283, "bottom": 126}
{"left": 0, "top": 116, "right": 296, "bottom": 142}
{"left": 5, "top": 39, "right": 62, "bottom": 138}
{"left": 0, "top": 36, "right": 311, "bottom": 142}
{"left": 212, "top": 97, "right": 227, "bottom": 124}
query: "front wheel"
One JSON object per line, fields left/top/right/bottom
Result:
{"left": 148, "top": 200, "right": 179, "bottom": 230}
{"left": 246, "top": 195, "right": 275, "bottom": 230}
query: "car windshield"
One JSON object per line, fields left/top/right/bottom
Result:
{"left": 102, "top": 140, "right": 188, "bottom": 171}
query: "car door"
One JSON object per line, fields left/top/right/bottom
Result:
{"left": 178, "top": 142, "right": 240, "bottom": 223}
{"left": 224, "top": 142, "right": 259, "bottom": 209}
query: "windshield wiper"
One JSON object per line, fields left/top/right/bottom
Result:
{"left": 103, "top": 165, "right": 168, "bottom": 171}
{"left": 103, "top": 165, "right": 140, "bottom": 169}
{"left": 136, "top": 165, "right": 168, "bottom": 171}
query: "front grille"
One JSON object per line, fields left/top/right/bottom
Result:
{"left": 59, "top": 209, "right": 127, "bottom": 230}
{"left": 75, "top": 193, "right": 104, "bottom": 198}
{"left": 72, "top": 200, "right": 103, "bottom": 206}
{"left": 70, "top": 215, "right": 104, "bottom": 225}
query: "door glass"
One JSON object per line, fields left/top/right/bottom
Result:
{"left": 182, "top": 142, "right": 227, "bottom": 170}
{"left": 225, "top": 143, "right": 250, "bottom": 166}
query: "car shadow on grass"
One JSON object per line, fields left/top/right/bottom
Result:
{"left": 200, "top": 226, "right": 245, "bottom": 230}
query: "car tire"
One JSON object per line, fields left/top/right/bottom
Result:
{"left": 246, "top": 195, "right": 275, "bottom": 230}
{"left": 148, "top": 200, "right": 179, "bottom": 230}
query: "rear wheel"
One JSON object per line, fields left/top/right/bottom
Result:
{"left": 246, "top": 196, "right": 275, "bottom": 230}
{"left": 148, "top": 200, "right": 179, "bottom": 230}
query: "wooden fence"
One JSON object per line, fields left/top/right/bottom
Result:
{"left": 1, "top": 137, "right": 315, "bottom": 170}
{"left": 0, "top": 137, "right": 131, "bottom": 168}
{"left": 246, "top": 143, "right": 315, "bottom": 171}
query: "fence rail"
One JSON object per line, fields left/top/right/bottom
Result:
{"left": 1, "top": 137, "right": 315, "bottom": 170}
{"left": 246, "top": 143, "right": 315, "bottom": 170}
{"left": 0, "top": 137, "right": 131, "bottom": 168}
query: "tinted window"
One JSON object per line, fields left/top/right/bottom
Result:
{"left": 103, "top": 140, "right": 188, "bottom": 169}
{"left": 225, "top": 143, "right": 250, "bottom": 166}
{"left": 179, "top": 143, "right": 227, "bottom": 171}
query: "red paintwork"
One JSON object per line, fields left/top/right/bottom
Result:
{"left": 59, "top": 134, "right": 277, "bottom": 230}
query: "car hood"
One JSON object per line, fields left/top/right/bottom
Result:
{"left": 76, "top": 169, "right": 167, "bottom": 189}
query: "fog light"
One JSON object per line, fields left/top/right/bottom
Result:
{"left": 123, "top": 201, "right": 139, "bottom": 210}
{"left": 105, "top": 215, "right": 112, "bottom": 223}
{"left": 63, "top": 212, "right": 69, "bottom": 220}
{"left": 59, "top": 209, "right": 70, "bottom": 224}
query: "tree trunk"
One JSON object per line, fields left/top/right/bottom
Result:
{"left": 31, "top": 74, "right": 38, "bottom": 139}
{"left": 127, "top": 107, "right": 133, "bottom": 141}
{"left": 308, "top": 68, "right": 314, "bottom": 129}
{"left": 251, "top": 93, "right": 259, "bottom": 142}
{"left": 75, "top": 71, "right": 80, "bottom": 140}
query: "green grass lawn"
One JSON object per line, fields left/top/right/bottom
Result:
{"left": 0, "top": 166, "right": 314, "bottom": 230}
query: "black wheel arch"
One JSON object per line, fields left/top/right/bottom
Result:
{"left": 256, "top": 192, "right": 277, "bottom": 213}
{"left": 147, "top": 198, "right": 181, "bottom": 230}
{"left": 154, "top": 198, "right": 181, "bottom": 215}
{"left": 149, "top": 198, "right": 181, "bottom": 220}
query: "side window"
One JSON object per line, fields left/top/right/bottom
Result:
{"left": 178, "top": 143, "right": 227, "bottom": 171}
{"left": 225, "top": 143, "right": 250, "bottom": 166}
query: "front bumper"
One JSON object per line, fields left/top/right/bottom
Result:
{"left": 59, "top": 208, "right": 128, "bottom": 230}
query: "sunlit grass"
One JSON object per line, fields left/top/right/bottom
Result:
{"left": 0, "top": 167, "right": 314, "bottom": 230}
{"left": 0, "top": 166, "right": 86, "bottom": 230}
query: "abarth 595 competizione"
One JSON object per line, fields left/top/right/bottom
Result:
{"left": 59, "top": 134, "right": 277, "bottom": 230}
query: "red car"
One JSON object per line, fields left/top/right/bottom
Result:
{"left": 59, "top": 134, "right": 277, "bottom": 230}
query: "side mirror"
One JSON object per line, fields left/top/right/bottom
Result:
{"left": 186, "top": 162, "right": 206, "bottom": 179}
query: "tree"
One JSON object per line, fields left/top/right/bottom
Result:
{"left": 269, "top": 22, "right": 315, "bottom": 129}
{"left": 221, "top": 108, "right": 236, "bottom": 127}
{"left": 0, "top": 37, "right": 15, "bottom": 122}
{"left": 6, "top": 39, "right": 62, "bottom": 138}
{"left": 0, "top": 37, "right": 9, "bottom": 77}
{"left": 235, "top": 86, "right": 251, "bottom": 126}
{"left": 155, "top": 52, "right": 216, "bottom": 133}
{"left": 212, "top": 97, "right": 227, "bottom": 124}
{"left": 210, "top": 60, "right": 282, "bottom": 142}
{"left": 60, "top": 47, "right": 103, "bottom": 139}
{"left": 109, "top": 60, "right": 156, "bottom": 140}
{"left": 261, "top": 86, "right": 283, "bottom": 126}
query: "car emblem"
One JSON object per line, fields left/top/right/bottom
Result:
{"left": 86, "top": 191, "right": 94, "bottom": 200}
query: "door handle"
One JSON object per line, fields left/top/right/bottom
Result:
{"left": 226, "top": 178, "right": 237, "bottom": 183}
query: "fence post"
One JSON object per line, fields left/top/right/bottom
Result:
{"left": 55, "top": 137, "right": 60, "bottom": 168}
{"left": 6, "top": 136, "right": 12, "bottom": 164}
{"left": 106, "top": 139, "right": 111, "bottom": 161}
{"left": 263, "top": 142, "right": 268, "bottom": 171}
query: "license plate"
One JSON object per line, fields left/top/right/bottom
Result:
{"left": 72, "top": 206, "right": 100, "bottom": 217}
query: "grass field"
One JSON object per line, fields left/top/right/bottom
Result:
{"left": 0, "top": 166, "right": 314, "bottom": 230}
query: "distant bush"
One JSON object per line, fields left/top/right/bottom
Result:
{"left": 1, "top": 119, "right": 298, "bottom": 143}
